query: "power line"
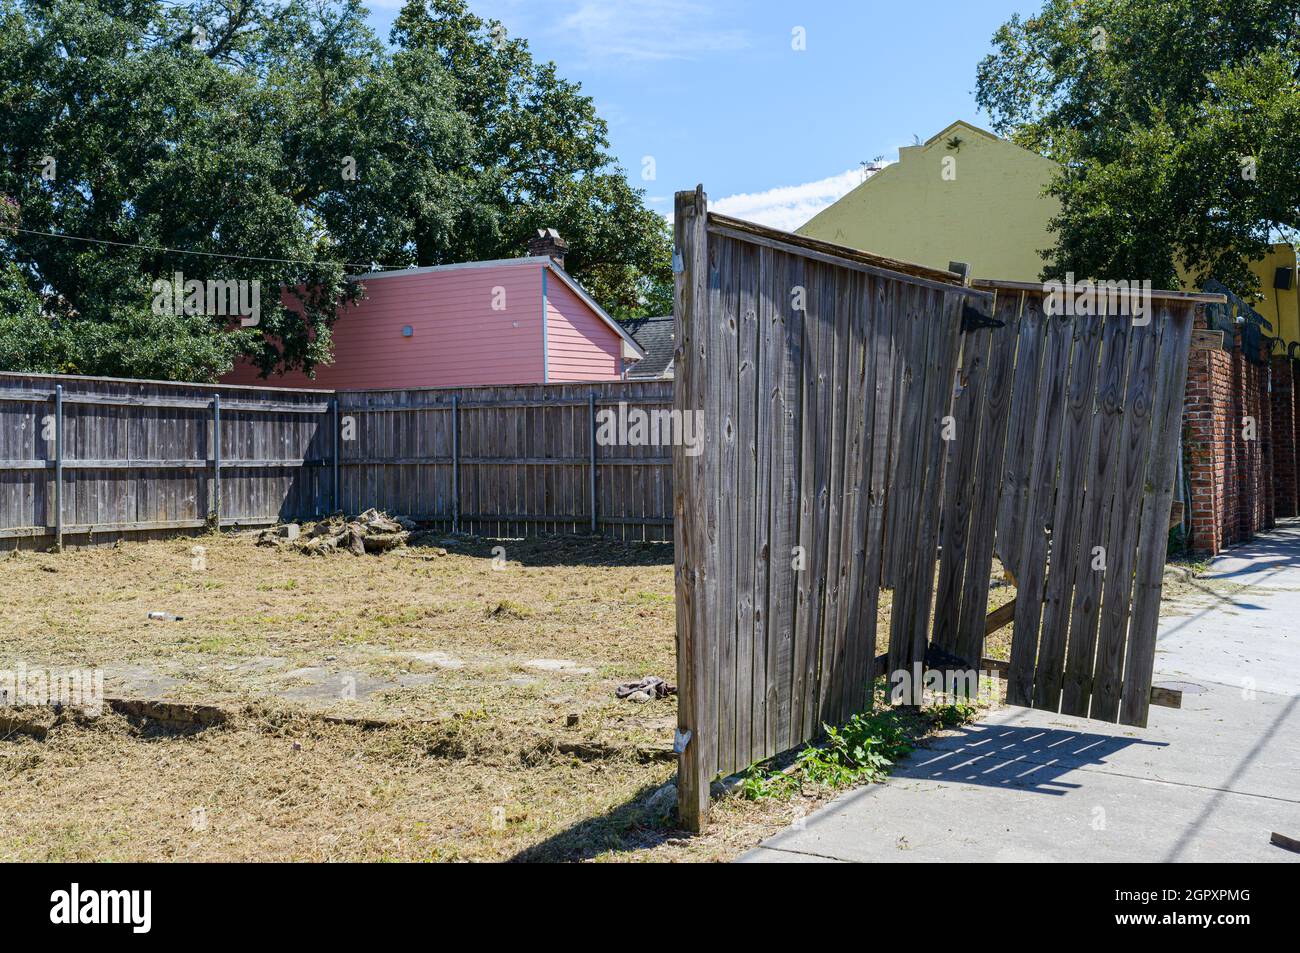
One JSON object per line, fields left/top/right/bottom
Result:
{"left": 10, "top": 226, "right": 399, "bottom": 272}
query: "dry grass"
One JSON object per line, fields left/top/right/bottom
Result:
{"left": 0, "top": 529, "right": 1209, "bottom": 862}
{"left": 0, "top": 531, "right": 676, "bottom": 723}
{"left": 0, "top": 528, "right": 842, "bottom": 861}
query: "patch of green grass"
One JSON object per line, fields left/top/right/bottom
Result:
{"left": 1167, "top": 555, "right": 1212, "bottom": 576}
{"left": 923, "top": 700, "right": 977, "bottom": 729}
{"left": 632, "top": 590, "right": 673, "bottom": 605}
{"left": 373, "top": 607, "right": 427, "bottom": 627}
{"left": 485, "top": 600, "right": 533, "bottom": 620}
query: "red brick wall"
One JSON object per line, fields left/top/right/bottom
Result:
{"left": 1183, "top": 320, "right": 1277, "bottom": 555}
{"left": 1272, "top": 356, "right": 1299, "bottom": 518}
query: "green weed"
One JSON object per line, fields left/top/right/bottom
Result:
{"left": 739, "top": 681, "right": 977, "bottom": 800}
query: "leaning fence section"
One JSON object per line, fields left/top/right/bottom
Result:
{"left": 930, "top": 282, "right": 1209, "bottom": 729}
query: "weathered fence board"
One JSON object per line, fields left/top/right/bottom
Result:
{"left": 0, "top": 373, "right": 674, "bottom": 547}
{"left": 933, "top": 289, "right": 1023, "bottom": 668}
{"left": 673, "top": 188, "right": 988, "bottom": 829}
{"left": 1060, "top": 311, "right": 1132, "bottom": 715}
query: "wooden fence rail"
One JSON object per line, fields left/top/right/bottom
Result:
{"left": 0, "top": 373, "right": 674, "bottom": 547}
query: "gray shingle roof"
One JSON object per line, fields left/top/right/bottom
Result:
{"left": 623, "top": 315, "right": 674, "bottom": 379}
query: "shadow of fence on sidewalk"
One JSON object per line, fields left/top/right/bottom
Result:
{"left": 893, "top": 722, "right": 1166, "bottom": 796}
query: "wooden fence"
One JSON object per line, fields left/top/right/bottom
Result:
{"left": 338, "top": 381, "right": 673, "bottom": 541}
{"left": 0, "top": 373, "right": 331, "bottom": 546}
{"left": 0, "top": 373, "right": 674, "bottom": 547}
{"left": 931, "top": 281, "right": 1213, "bottom": 729}
{"left": 671, "top": 189, "right": 993, "bottom": 829}
{"left": 672, "top": 187, "right": 1216, "bottom": 829}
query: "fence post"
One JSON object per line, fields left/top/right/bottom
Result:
{"left": 673, "top": 186, "right": 711, "bottom": 832}
{"left": 451, "top": 394, "right": 460, "bottom": 534}
{"left": 331, "top": 397, "right": 340, "bottom": 515}
{"left": 53, "top": 384, "right": 63, "bottom": 552}
{"left": 211, "top": 394, "right": 221, "bottom": 527}
{"left": 589, "top": 392, "right": 598, "bottom": 535}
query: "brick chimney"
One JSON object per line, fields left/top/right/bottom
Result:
{"left": 528, "top": 227, "right": 568, "bottom": 268}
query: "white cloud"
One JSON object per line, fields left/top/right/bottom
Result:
{"left": 710, "top": 166, "right": 881, "bottom": 232}
{"left": 556, "top": 0, "right": 750, "bottom": 64}
{"left": 366, "top": 0, "right": 747, "bottom": 65}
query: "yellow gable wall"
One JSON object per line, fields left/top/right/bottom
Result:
{"left": 799, "top": 120, "right": 1300, "bottom": 349}
{"left": 797, "top": 121, "right": 1060, "bottom": 284}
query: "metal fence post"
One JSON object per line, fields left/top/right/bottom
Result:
{"left": 451, "top": 394, "right": 460, "bottom": 534}
{"left": 588, "top": 392, "right": 598, "bottom": 534}
{"left": 211, "top": 394, "right": 221, "bottom": 527}
{"left": 53, "top": 384, "right": 63, "bottom": 551}
{"left": 331, "top": 397, "right": 340, "bottom": 515}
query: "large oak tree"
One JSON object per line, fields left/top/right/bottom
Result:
{"left": 976, "top": 0, "right": 1300, "bottom": 297}
{"left": 0, "top": 0, "right": 670, "bottom": 381}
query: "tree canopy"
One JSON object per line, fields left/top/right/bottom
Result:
{"left": 0, "top": 0, "right": 670, "bottom": 381}
{"left": 976, "top": 0, "right": 1300, "bottom": 295}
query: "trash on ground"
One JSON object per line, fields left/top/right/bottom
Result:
{"left": 615, "top": 675, "right": 676, "bottom": 702}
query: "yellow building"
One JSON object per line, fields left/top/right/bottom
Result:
{"left": 798, "top": 119, "right": 1300, "bottom": 350}
{"left": 1246, "top": 245, "right": 1299, "bottom": 354}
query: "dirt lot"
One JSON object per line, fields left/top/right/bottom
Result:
{"left": 0, "top": 528, "right": 1223, "bottom": 862}
{"left": 0, "top": 528, "right": 822, "bottom": 861}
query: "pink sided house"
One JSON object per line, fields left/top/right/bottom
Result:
{"left": 222, "top": 231, "right": 645, "bottom": 389}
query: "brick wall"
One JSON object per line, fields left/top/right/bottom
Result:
{"left": 1182, "top": 319, "right": 1278, "bottom": 555}
{"left": 1272, "top": 356, "right": 1299, "bottom": 518}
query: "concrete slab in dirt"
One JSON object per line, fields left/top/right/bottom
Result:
{"left": 524, "top": 659, "right": 594, "bottom": 675}
{"left": 274, "top": 667, "right": 438, "bottom": 703}
{"left": 741, "top": 519, "right": 1300, "bottom": 864}
{"left": 397, "top": 651, "right": 464, "bottom": 669}
{"left": 215, "top": 656, "right": 288, "bottom": 675}
{"left": 102, "top": 664, "right": 182, "bottom": 699}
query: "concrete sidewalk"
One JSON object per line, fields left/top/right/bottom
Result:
{"left": 740, "top": 521, "right": 1300, "bottom": 863}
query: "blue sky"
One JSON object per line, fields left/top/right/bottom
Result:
{"left": 365, "top": 0, "right": 1042, "bottom": 228}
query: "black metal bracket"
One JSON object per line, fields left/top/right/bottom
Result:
{"left": 961, "top": 302, "right": 1005, "bottom": 333}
